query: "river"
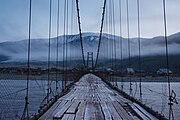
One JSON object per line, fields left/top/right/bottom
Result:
{"left": 0, "top": 79, "right": 62, "bottom": 120}
{"left": 0, "top": 79, "right": 180, "bottom": 120}
{"left": 116, "top": 81, "right": 180, "bottom": 120}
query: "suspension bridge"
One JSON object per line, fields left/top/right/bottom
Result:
{"left": 0, "top": 0, "right": 179, "bottom": 120}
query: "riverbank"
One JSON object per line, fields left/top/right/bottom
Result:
{"left": 0, "top": 73, "right": 63, "bottom": 80}
{"left": 110, "top": 76, "right": 180, "bottom": 82}
{"left": 1, "top": 73, "right": 180, "bottom": 82}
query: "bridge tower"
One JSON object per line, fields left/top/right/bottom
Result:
{"left": 87, "top": 52, "right": 94, "bottom": 70}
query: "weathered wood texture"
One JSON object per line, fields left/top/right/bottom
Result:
{"left": 39, "top": 74, "right": 140, "bottom": 120}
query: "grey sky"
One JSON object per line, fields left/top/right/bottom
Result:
{"left": 0, "top": 0, "right": 180, "bottom": 42}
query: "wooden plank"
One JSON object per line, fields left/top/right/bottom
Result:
{"left": 112, "top": 101, "right": 134, "bottom": 120}
{"left": 39, "top": 100, "right": 68, "bottom": 120}
{"left": 97, "top": 91, "right": 105, "bottom": 101}
{"left": 75, "top": 101, "right": 86, "bottom": 120}
{"left": 39, "top": 74, "right": 150, "bottom": 120}
{"left": 107, "top": 92, "right": 117, "bottom": 101}
{"left": 84, "top": 102, "right": 96, "bottom": 120}
{"left": 59, "top": 88, "right": 76, "bottom": 100}
{"left": 68, "top": 114, "right": 75, "bottom": 120}
{"left": 74, "top": 86, "right": 83, "bottom": 100}
{"left": 96, "top": 93, "right": 101, "bottom": 101}
{"left": 53, "top": 100, "right": 73, "bottom": 119}
{"left": 132, "top": 116, "right": 140, "bottom": 120}
{"left": 66, "top": 100, "right": 80, "bottom": 114}
{"left": 98, "top": 89, "right": 109, "bottom": 101}
{"left": 45, "top": 100, "right": 67, "bottom": 120}
{"left": 113, "top": 92, "right": 129, "bottom": 105}
{"left": 106, "top": 102, "right": 123, "bottom": 120}
{"left": 100, "top": 102, "right": 112, "bottom": 120}
{"left": 94, "top": 102, "right": 104, "bottom": 119}
{"left": 61, "top": 114, "right": 70, "bottom": 120}
{"left": 65, "top": 90, "right": 76, "bottom": 101}
{"left": 39, "top": 101, "right": 62, "bottom": 120}
{"left": 79, "top": 90, "right": 86, "bottom": 100}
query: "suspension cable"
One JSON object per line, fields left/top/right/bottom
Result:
{"left": 94, "top": 0, "right": 107, "bottom": 68}
{"left": 65, "top": 0, "right": 69, "bottom": 86}
{"left": 111, "top": 0, "right": 117, "bottom": 86}
{"left": 119, "top": 0, "right": 123, "bottom": 90}
{"left": 126, "top": 0, "right": 132, "bottom": 95}
{"left": 21, "top": 0, "right": 32, "bottom": 119}
{"left": 107, "top": 0, "right": 110, "bottom": 68}
{"left": 70, "top": 0, "right": 74, "bottom": 68}
{"left": 47, "top": 0, "right": 52, "bottom": 103}
{"left": 63, "top": 0, "right": 67, "bottom": 90}
{"left": 105, "top": 4, "right": 108, "bottom": 68}
{"left": 163, "top": 0, "right": 170, "bottom": 98}
{"left": 109, "top": 0, "right": 113, "bottom": 82}
{"left": 75, "top": 0, "right": 86, "bottom": 67}
{"left": 137, "top": 0, "right": 142, "bottom": 101}
{"left": 162, "top": 0, "right": 177, "bottom": 119}
{"left": 55, "top": 0, "right": 60, "bottom": 98}
{"left": 109, "top": 0, "right": 114, "bottom": 83}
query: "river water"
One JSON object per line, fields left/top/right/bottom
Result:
{"left": 0, "top": 79, "right": 180, "bottom": 120}
{"left": 116, "top": 81, "right": 180, "bottom": 120}
{"left": 0, "top": 79, "right": 62, "bottom": 120}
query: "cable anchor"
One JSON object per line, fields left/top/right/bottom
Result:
{"left": 168, "top": 90, "right": 178, "bottom": 106}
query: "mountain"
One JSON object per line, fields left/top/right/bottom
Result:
{"left": 0, "top": 32, "right": 180, "bottom": 62}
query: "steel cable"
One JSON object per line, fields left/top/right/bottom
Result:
{"left": 21, "top": 0, "right": 32, "bottom": 119}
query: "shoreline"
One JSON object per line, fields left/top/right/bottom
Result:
{"left": 0, "top": 73, "right": 180, "bottom": 82}
{"left": 112, "top": 76, "right": 180, "bottom": 82}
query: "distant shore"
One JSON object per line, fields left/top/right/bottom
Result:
{"left": 0, "top": 73, "right": 180, "bottom": 82}
{"left": 112, "top": 76, "right": 180, "bottom": 82}
{"left": 0, "top": 73, "right": 63, "bottom": 81}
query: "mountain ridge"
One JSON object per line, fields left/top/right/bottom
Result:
{"left": 0, "top": 32, "right": 180, "bottom": 62}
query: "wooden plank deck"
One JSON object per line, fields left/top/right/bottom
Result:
{"left": 39, "top": 74, "right": 141, "bottom": 120}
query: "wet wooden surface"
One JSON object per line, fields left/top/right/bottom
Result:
{"left": 39, "top": 74, "right": 141, "bottom": 120}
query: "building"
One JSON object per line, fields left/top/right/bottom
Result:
{"left": 126, "top": 68, "right": 135, "bottom": 75}
{"left": 156, "top": 68, "right": 173, "bottom": 75}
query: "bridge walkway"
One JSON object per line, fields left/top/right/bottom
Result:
{"left": 39, "top": 74, "right": 156, "bottom": 120}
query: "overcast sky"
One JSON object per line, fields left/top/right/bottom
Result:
{"left": 0, "top": 0, "right": 180, "bottom": 42}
